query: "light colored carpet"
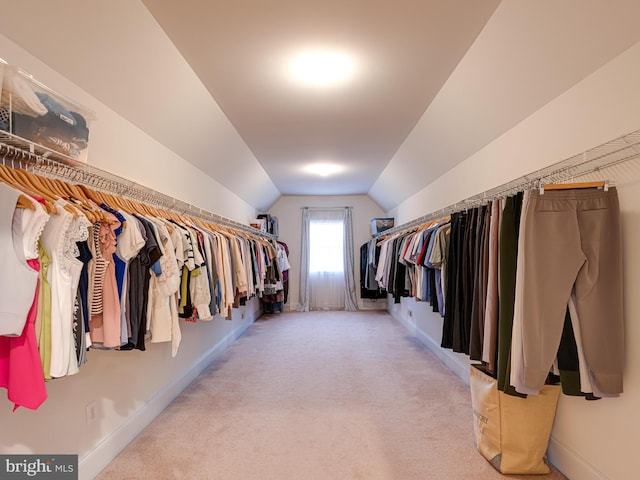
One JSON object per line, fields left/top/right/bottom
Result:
{"left": 95, "top": 311, "right": 567, "bottom": 480}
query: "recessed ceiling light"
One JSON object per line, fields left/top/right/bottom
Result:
{"left": 304, "top": 163, "right": 343, "bottom": 177}
{"left": 288, "top": 50, "right": 356, "bottom": 88}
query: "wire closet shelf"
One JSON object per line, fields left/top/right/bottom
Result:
{"left": 0, "top": 131, "right": 276, "bottom": 240}
{"left": 375, "top": 129, "right": 640, "bottom": 238}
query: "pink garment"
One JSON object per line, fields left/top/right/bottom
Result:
{"left": 0, "top": 259, "right": 47, "bottom": 411}
{"left": 90, "top": 221, "right": 121, "bottom": 347}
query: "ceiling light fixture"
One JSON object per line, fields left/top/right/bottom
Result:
{"left": 288, "top": 49, "right": 356, "bottom": 88}
{"left": 305, "top": 163, "right": 343, "bottom": 177}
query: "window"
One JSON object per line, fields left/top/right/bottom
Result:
{"left": 309, "top": 219, "right": 344, "bottom": 273}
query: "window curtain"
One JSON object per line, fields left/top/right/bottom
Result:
{"left": 299, "top": 207, "right": 311, "bottom": 311}
{"left": 298, "top": 207, "right": 359, "bottom": 312}
{"left": 343, "top": 207, "right": 359, "bottom": 311}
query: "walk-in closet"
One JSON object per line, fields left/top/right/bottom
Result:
{"left": 2, "top": 2, "right": 640, "bottom": 479}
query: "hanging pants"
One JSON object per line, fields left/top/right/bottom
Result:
{"left": 511, "top": 187, "right": 623, "bottom": 395}
{"left": 496, "top": 196, "right": 521, "bottom": 392}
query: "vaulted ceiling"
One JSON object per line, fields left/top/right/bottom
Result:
{"left": 141, "top": 0, "right": 500, "bottom": 199}
{"left": 1, "top": 1, "right": 640, "bottom": 212}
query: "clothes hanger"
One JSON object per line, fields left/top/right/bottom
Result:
{"left": 0, "top": 160, "right": 57, "bottom": 213}
{"left": 192, "top": 218, "right": 210, "bottom": 230}
{"left": 77, "top": 188, "right": 122, "bottom": 224}
{"left": 59, "top": 179, "right": 109, "bottom": 223}
{"left": 156, "top": 213, "right": 176, "bottom": 233}
{"left": 173, "top": 211, "right": 188, "bottom": 224}
{"left": 0, "top": 162, "right": 37, "bottom": 211}
{"left": 139, "top": 201, "right": 158, "bottom": 217}
{"left": 30, "top": 172, "right": 87, "bottom": 219}
{"left": 61, "top": 182, "right": 106, "bottom": 223}
{"left": 83, "top": 178, "right": 112, "bottom": 206}
{"left": 101, "top": 191, "right": 127, "bottom": 212}
{"left": 542, "top": 180, "right": 607, "bottom": 192}
{"left": 82, "top": 186, "right": 128, "bottom": 223}
{"left": 0, "top": 161, "right": 35, "bottom": 211}
{"left": 78, "top": 184, "right": 102, "bottom": 204}
{"left": 175, "top": 211, "right": 192, "bottom": 226}
{"left": 39, "top": 174, "right": 69, "bottom": 199}
{"left": 15, "top": 169, "right": 82, "bottom": 218}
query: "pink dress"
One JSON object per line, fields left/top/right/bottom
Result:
{"left": 0, "top": 259, "right": 47, "bottom": 411}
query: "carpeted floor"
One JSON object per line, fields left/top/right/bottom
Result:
{"left": 95, "top": 311, "right": 567, "bottom": 480}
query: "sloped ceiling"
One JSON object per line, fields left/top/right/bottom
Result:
{"left": 369, "top": 0, "right": 640, "bottom": 209}
{"left": 1, "top": 1, "right": 640, "bottom": 212}
{"left": 141, "top": 0, "right": 500, "bottom": 199}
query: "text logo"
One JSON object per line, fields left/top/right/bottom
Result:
{"left": 0, "top": 455, "right": 77, "bottom": 479}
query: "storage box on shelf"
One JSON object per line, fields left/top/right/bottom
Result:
{"left": 0, "top": 66, "right": 93, "bottom": 164}
{"left": 250, "top": 218, "right": 267, "bottom": 233}
{"left": 257, "top": 213, "right": 278, "bottom": 237}
{"left": 370, "top": 217, "right": 394, "bottom": 235}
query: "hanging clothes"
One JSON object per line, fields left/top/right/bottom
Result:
{"left": 262, "top": 240, "right": 288, "bottom": 313}
{"left": 373, "top": 182, "right": 623, "bottom": 401}
{"left": 359, "top": 241, "right": 386, "bottom": 299}
{"left": 0, "top": 188, "right": 48, "bottom": 410}
{"left": 0, "top": 163, "right": 279, "bottom": 410}
{"left": 510, "top": 187, "right": 623, "bottom": 397}
{"left": 0, "top": 182, "right": 41, "bottom": 337}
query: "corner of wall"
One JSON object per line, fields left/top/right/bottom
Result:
{"left": 547, "top": 438, "right": 609, "bottom": 480}
{"left": 387, "top": 297, "right": 471, "bottom": 386}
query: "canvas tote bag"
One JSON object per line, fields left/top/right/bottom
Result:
{"left": 469, "top": 364, "right": 560, "bottom": 474}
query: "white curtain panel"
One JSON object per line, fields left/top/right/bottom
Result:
{"left": 299, "top": 207, "right": 358, "bottom": 311}
{"left": 299, "top": 207, "right": 311, "bottom": 311}
{"left": 343, "top": 207, "right": 359, "bottom": 311}
{"left": 309, "top": 270, "right": 346, "bottom": 310}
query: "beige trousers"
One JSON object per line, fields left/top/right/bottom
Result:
{"left": 511, "top": 187, "right": 623, "bottom": 395}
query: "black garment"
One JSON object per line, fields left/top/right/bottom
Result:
{"left": 127, "top": 215, "right": 162, "bottom": 351}
{"left": 442, "top": 212, "right": 465, "bottom": 349}
{"left": 496, "top": 194, "right": 525, "bottom": 396}
{"left": 73, "top": 290, "right": 83, "bottom": 362}
{"left": 387, "top": 238, "right": 398, "bottom": 298}
{"left": 360, "top": 244, "right": 369, "bottom": 296}
{"left": 557, "top": 307, "right": 600, "bottom": 400}
{"left": 455, "top": 207, "right": 476, "bottom": 354}
{"left": 178, "top": 265, "right": 194, "bottom": 320}
{"left": 76, "top": 240, "right": 93, "bottom": 334}
{"left": 393, "top": 237, "right": 410, "bottom": 304}
{"left": 360, "top": 242, "right": 386, "bottom": 299}
{"left": 429, "top": 267, "right": 438, "bottom": 313}
{"left": 469, "top": 205, "right": 488, "bottom": 361}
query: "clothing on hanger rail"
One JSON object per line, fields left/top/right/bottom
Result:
{"left": 0, "top": 157, "right": 278, "bottom": 411}
{"left": 374, "top": 181, "right": 623, "bottom": 401}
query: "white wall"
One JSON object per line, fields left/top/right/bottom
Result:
{"left": 0, "top": 33, "right": 258, "bottom": 224}
{"left": 386, "top": 40, "right": 640, "bottom": 480}
{"left": 0, "top": 33, "right": 263, "bottom": 480}
{"left": 267, "top": 195, "right": 387, "bottom": 311}
{"left": 0, "top": 1, "right": 281, "bottom": 211}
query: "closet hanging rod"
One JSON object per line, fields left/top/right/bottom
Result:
{"left": 0, "top": 137, "right": 276, "bottom": 240}
{"left": 375, "top": 128, "right": 640, "bottom": 238}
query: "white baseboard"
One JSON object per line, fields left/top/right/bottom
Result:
{"left": 79, "top": 316, "right": 255, "bottom": 480}
{"left": 389, "top": 307, "right": 609, "bottom": 480}
{"left": 547, "top": 437, "right": 608, "bottom": 480}
{"left": 286, "top": 303, "right": 300, "bottom": 312}
{"left": 389, "top": 308, "right": 471, "bottom": 386}
{"left": 413, "top": 323, "right": 471, "bottom": 387}
{"left": 285, "top": 303, "right": 387, "bottom": 312}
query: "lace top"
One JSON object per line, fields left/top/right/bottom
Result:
{"left": 14, "top": 196, "right": 50, "bottom": 261}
